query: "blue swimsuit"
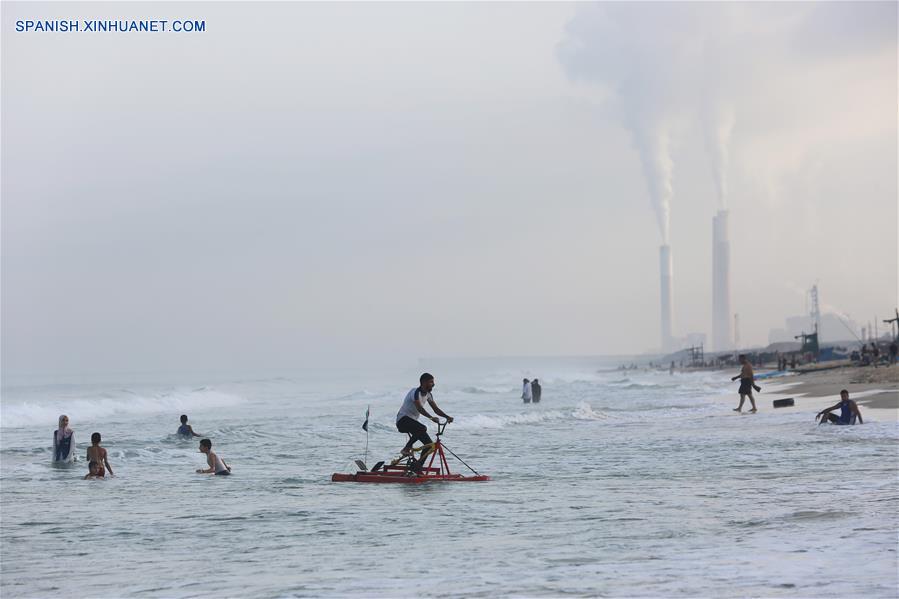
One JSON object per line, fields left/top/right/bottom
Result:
{"left": 836, "top": 400, "right": 856, "bottom": 425}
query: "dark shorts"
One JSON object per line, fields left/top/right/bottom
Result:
{"left": 738, "top": 379, "right": 753, "bottom": 395}
{"left": 215, "top": 470, "right": 231, "bottom": 476}
{"left": 396, "top": 416, "right": 433, "bottom": 451}
{"left": 825, "top": 413, "right": 855, "bottom": 425}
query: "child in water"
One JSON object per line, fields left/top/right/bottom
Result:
{"left": 85, "top": 432, "right": 114, "bottom": 477}
{"left": 196, "top": 438, "right": 231, "bottom": 475}
{"left": 84, "top": 461, "right": 104, "bottom": 480}
{"left": 177, "top": 414, "right": 202, "bottom": 438}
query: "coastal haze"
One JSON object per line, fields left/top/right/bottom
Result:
{"left": 2, "top": 4, "right": 898, "bottom": 599}
{"left": 3, "top": 2, "right": 896, "bottom": 375}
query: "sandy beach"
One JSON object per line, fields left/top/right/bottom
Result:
{"left": 715, "top": 363, "right": 899, "bottom": 421}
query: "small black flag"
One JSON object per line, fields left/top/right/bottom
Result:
{"left": 362, "top": 406, "right": 370, "bottom": 432}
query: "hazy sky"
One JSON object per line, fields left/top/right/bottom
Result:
{"left": 2, "top": 2, "right": 896, "bottom": 375}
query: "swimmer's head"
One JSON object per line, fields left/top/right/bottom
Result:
{"left": 58, "top": 415, "right": 69, "bottom": 428}
{"left": 180, "top": 414, "right": 188, "bottom": 424}
{"left": 840, "top": 389, "right": 849, "bottom": 399}
{"left": 91, "top": 432, "right": 101, "bottom": 444}
{"left": 199, "top": 438, "right": 212, "bottom": 453}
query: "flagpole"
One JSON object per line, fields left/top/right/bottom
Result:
{"left": 364, "top": 404, "right": 370, "bottom": 467}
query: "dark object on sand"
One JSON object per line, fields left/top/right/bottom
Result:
{"left": 772, "top": 398, "right": 795, "bottom": 408}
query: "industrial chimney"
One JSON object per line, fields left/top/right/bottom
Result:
{"left": 660, "top": 245, "right": 673, "bottom": 352}
{"left": 712, "top": 210, "right": 733, "bottom": 351}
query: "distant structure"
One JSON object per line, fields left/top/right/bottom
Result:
{"left": 659, "top": 244, "right": 674, "bottom": 351}
{"left": 712, "top": 210, "right": 732, "bottom": 351}
{"left": 733, "top": 313, "right": 740, "bottom": 350}
{"left": 769, "top": 285, "right": 861, "bottom": 343}
{"left": 809, "top": 284, "right": 821, "bottom": 333}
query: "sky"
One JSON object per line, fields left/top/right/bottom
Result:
{"left": 2, "top": 2, "right": 896, "bottom": 375}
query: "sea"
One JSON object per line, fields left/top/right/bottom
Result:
{"left": 1, "top": 358, "right": 897, "bottom": 598}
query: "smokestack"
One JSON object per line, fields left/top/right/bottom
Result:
{"left": 660, "top": 245, "right": 673, "bottom": 352}
{"left": 712, "top": 210, "right": 733, "bottom": 351}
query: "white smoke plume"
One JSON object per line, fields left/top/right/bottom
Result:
{"left": 702, "top": 104, "right": 735, "bottom": 210}
{"left": 558, "top": 3, "right": 895, "bottom": 228}
{"left": 557, "top": 3, "right": 697, "bottom": 244}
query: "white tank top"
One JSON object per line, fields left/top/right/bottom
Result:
{"left": 213, "top": 453, "right": 228, "bottom": 473}
{"left": 396, "top": 387, "right": 430, "bottom": 423}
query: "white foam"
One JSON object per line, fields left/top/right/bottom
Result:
{"left": 454, "top": 402, "right": 607, "bottom": 429}
{"left": 0, "top": 387, "right": 245, "bottom": 429}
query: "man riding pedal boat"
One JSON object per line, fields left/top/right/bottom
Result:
{"left": 396, "top": 373, "right": 453, "bottom": 472}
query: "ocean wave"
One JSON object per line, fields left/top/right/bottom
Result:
{"left": 459, "top": 386, "right": 507, "bottom": 395}
{"left": 0, "top": 387, "right": 246, "bottom": 429}
{"left": 620, "top": 383, "right": 665, "bottom": 390}
{"left": 332, "top": 389, "right": 383, "bottom": 401}
{"left": 454, "top": 402, "right": 607, "bottom": 429}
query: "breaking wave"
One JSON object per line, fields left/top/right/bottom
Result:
{"left": 454, "top": 402, "right": 607, "bottom": 429}
{"left": 0, "top": 387, "right": 246, "bottom": 429}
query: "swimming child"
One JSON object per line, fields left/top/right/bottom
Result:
{"left": 177, "top": 415, "right": 202, "bottom": 438}
{"left": 85, "top": 432, "right": 114, "bottom": 477}
{"left": 196, "top": 438, "right": 231, "bottom": 475}
{"left": 84, "top": 461, "right": 104, "bottom": 480}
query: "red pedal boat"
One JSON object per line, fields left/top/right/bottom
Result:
{"left": 332, "top": 421, "right": 489, "bottom": 483}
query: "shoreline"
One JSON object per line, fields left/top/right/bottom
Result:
{"left": 712, "top": 364, "right": 899, "bottom": 421}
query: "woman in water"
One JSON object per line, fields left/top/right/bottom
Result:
{"left": 53, "top": 415, "right": 75, "bottom": 463}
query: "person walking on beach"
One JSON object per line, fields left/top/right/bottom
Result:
{"left": 85, "top": 432, "right": 114, "bottom": 477}
{"left": 396, "top": 373, "right": 453, "bottom": 471}
{"left": 522, "top": 378, "right": 532, "bottom": 403}
{"left": 531, "top": 379, "right": 542, "bottom": 403}
{"left": 731, "top": 354, "right": 758, "bottom": 413}
{"left": 197, "top": 439, "right": 231, "bottom": 475}
{"left": 53, "top": 415, "right": 75, "bottom": 463}
{"left": 871, "top": 343, "right": 880, "bottom": 368}
{"left": 816, "top": 390, "right": 864, "bottom": 425}
{"left": 177, "top": 415, "right": 202, "bottom": 438}
{"left": 889, "top": 341, "right": 898, "bottom": 366}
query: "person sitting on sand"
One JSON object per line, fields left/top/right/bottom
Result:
{"left": 816, "top": 390, "right": 864, "bottom": 425}
{"left": 177, "top": 414, "right": 202, "bottom": 438}
{"left": 84, "top": 461, "right": 105, "bottom": 480}
{"left": 731, "top": 354, "right": 758, "bottom": 413}
{"left": 197, "top": 438, "right": 231, "bottom": 475}
{"left": 85, "top": 432, "right": 114, "bottom": 477}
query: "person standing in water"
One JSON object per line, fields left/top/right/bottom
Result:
{"left": 731, "top": 355, "right": 758, "bottom": 413}
{"left": 396, "top": 373, "right": 453, "bottom": 471}
{"left": 531, "top": 379, "right": 542, "bottom": 403}
{"left": 53, "top": 415, "right": 75, "bottom": 462}
{"left": 85, "top": 432, "right": 114, "bottom": 477}
{"left": 521, "top": 378, "right": 532, "bottom": 403}
{"left": 816, "top": 390, "right": 864, "bottom": 425}
{"left": 197, "top": 439, "right": 231, "bottom": 475}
